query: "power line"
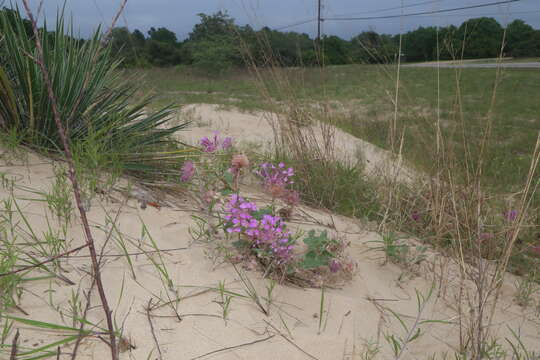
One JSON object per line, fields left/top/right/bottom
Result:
{"left": 323, "top": 0, "right": 520, "bottom": 21}
{"left": 406, "top": 9, "right": 540, "bottom": 18}
{"left": 274, "top": 18, "right": 316, "bottom": 31}
{"left": 333, "top": 0, "right": 447, "bottom": 17}
{"left": 272, "top": 0, "right": 530, "bottom": 32}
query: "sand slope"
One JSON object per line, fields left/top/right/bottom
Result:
{"left": 174, "top": 104, "right": 417, "bottom": 182}
{"left": 1, "top": 132, "right": 538, "bottom": 359}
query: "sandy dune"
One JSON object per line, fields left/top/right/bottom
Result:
{"left": 1, "top": 116, "right": 538, "bottom": 359}
{"left": 174, "top": 104, "right": 417, "bottom": 182}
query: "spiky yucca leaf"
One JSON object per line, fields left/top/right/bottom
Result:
{"left": 0, "top": 7, "right": 189, "bottom": 177}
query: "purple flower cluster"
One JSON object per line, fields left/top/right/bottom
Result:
{"left": 329, "top": 258, "right": 342, "bottom": 273}
{"left": 505, "top": 209, "right": 518, "bottom": 221}
{"left": 257, "top": 162, "right": 294, "bottom": 188}
{"left": 181, "top": 161, "right": 195, "bottom": 182}
{"left": 224, "top": 194, "right": 294, "bottom": 264}
{"left": 200, "top": 132, "right": 233, "bottom": 153}
{"left": 256, "top": 162, "right": 299, "bottom": 206}
{"left": 224, "top": 194, "right": 258, "bottom": 234}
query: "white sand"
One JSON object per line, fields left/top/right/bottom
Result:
{"left": 1, "top": 110, "right": 538, "bottom": 359}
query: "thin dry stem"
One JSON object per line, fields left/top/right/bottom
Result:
{"left": 18, "top": 1, "right": 130, "bottom": 358}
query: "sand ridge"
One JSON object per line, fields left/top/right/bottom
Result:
{"left": 0, "top": 134, "right": 538, "bottom": 359}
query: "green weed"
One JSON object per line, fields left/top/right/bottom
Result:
{"left": 514, "top": 271, "right": 539, "bottom": 307}
{"left": 45, "top": 165, "right": 73, "bottom": 224}
{"left": 371, "top": 233, "right": 427, "bottom": 266}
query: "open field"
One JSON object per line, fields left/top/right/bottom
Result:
{"left": 134, "top": 65, "right": 540, "bottom": 190}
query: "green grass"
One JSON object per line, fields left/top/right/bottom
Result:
{"left": 134, "top": 65, "right": 540, "bottom": 189}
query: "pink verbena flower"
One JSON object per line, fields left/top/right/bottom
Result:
{"left": 223, "top": 194, "right": 258, "bottom": 234}
{"left": 223, "top": 195, "right": 295, "bottom": 265}
{"left": 180, "top": 161, "right": 195, "bottom": 182}
{"left": 505, "top": 210, "right": 518, "bottom": 221}
{"left": 253, "top": 215, "right": 294, "bottom": 265}
{"left": 257, "top": 162, "right": 294, "bottom": 188}
{"left": 200, "top": 132, "right": 233, "bottom": 153}
{"left": 222, "top": 137, "right": 233, "bottom": 150}
{"left": 329, "top": 259, "right": 342, "bottom": 273}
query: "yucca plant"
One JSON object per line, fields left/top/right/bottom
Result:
{"left": 0, "top": 7, "right": 189, "bottom": 178}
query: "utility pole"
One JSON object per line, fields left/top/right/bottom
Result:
{"left": 317, "top": 0, "right": 322, "bottom": 43}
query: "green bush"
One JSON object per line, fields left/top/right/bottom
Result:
{"left": 0, "top": 8, "right": 188, "bottom": 178}
{"left": 188, "top": 38, "right": 240, "bottom": 75}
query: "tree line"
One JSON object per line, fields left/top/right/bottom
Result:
{"left": 109, "top": 11, "right": 539, "bottom": 72}
{"left": 2, "top": 7, "right": 539, "bottom": 74}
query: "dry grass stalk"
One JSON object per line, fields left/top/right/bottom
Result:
{"left": 18, "top": 1, "right": 129, "bottom": 358}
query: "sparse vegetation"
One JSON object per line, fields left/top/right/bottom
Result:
{"left": 0, "top": 2, "right": 539, "bottom": 360}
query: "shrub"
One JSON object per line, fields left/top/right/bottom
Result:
{"left": 0, "top": 8, "right": 188, "bottom": 179}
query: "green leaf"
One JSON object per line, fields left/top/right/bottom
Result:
{"left": 251, "top": 206, "right": 274, "bottom": 220}
{"left": 232, "top": 239, "right": 250, "bottom": 249}
{"left": 223, "top": 172, "right": 234, "bottom": 187}
{"left": 5, "top": 316, "right": 86, "bottom": 333}
{"left": 303, "top": 230, "right": 329, "bottom": 251}
{"left": 299, "top": 252, "right": 330, "bottom": 269}
{"left": 220, "top": 189, "right": 233, "bottom": 196}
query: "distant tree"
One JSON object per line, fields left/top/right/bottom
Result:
{"left": 322, "top": 35, "right": 350, "bottom": 65}
{"left": 188, "top": 11, "right": 236, "bottom": 42}
{"left": 458, "top": 17, "right": 504, "bottom": 58}
{"left": 259, "top": 28, "right": 315, "bottom": 66}
{"left": 0, "top": 7, "right": 33, "bottom": 38}
{"left": 110, "top": 27, "right": 132, "bottom": 55}
{"left": 62, "top": 10, "right": 539, "bottom": 70}
{"left": 189, "top": 39, "right": 239, "bottom": 74}
{"left": 438, "top": 25, "right": 460, "bottom": 60}
{"left": 132, "top": 29, "right": 146, "bottom": 48}
{"left": 511, "top": 29, "right": 540, "bottom": 57}
{"left": 148, "top": 27, "right": 177, "bottom": 45}
{"left": 506, "top": 19, "right": 534, "bottom": 56}
{"left": 146, "top": 40, "right": 181, "bottom": 66}
{"left": 403, "top": 26, "right": 438, "bottom": 62}
{"left": 108, "top": 27, "right": 149, "bottom": 67}
{"left": 184, "top": 12, "right": 243, "bottom": 73}
{"left": 350, "top": 31, "right": 397, "bottom": 63}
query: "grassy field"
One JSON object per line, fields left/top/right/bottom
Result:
{"left": 132, "top": 64, "right": 540, "bottom": 190}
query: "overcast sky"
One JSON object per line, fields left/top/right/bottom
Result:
{"left": 8, "top": 0, "right": 540, "bottom": 40}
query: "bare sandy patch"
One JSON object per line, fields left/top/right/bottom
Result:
{"left": 1, "top": 147, "right": 538, "bottom": 359}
